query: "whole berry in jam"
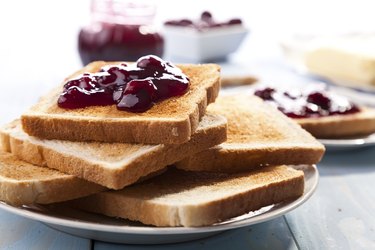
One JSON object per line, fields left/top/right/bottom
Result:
{"left": 116, "top": 79, "right": 157, "bottom": 112}
{"left": 63, "top": 74, "right": 98, "bottom": 91}
{"left": 58, "top": 87, "right": 113, "bottom": 109}
{"left": 228, "top": 18, "right": 242, "bottom": 25}
{"left": 307, "top": 92, "right": 331, "bottom": 110}
{"left": 136, "top": 55, "right": 165, "bottom": 70}
{"left": 201, "top": 11, "right": 213, "bottom": 20}
{"left": 153, "top": 77, "right": 189, "bottom": 101}
{"left": 254, "top": 87, "right": 275, "bottom": 100}
{"left": 179, "top": 19, "right": 194, "bottom": 26}
{"left": 97, "top": 66, "right": 127, "bottom": 86}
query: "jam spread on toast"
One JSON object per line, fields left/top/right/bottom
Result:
{"left": 254, "top": 86, "right": 360, "bottom": 118}
{"left": 58, "top": 55, "right": 189, "bottom": 112}
{"left": 164, "top": 11, "right": 242, "bottom": 31}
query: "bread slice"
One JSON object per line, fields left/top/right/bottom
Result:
{"left": 0, "top": 151, "right": 105, "bottom": 206}
{"left": 70, "top": 166, "right": 304, "bottom": 227}
{"left": 21, "top": 62, "right": 221, "bottom": 144}
{"left": 296, "top": 107, "right": 375, "bottom": 138}
{"left": 1, "top": 114, "right": 227, "bottom": 189}
{"left": 176, "top": 95, "right": 325, "bottom": 172}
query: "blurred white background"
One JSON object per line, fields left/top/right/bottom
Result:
{"left": 0, "top": 0, "right": 375, "bottom": 122}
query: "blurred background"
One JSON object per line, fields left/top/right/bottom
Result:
{"left": 1, "top": 0, "right": 375, "bottom": 122}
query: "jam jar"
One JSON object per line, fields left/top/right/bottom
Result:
{"left": 78, "top": 0, "right": 164, "bottom": 65}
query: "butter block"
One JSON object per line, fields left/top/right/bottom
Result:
{"left": 305, "top": 36, "right": 375, "bottom": 86}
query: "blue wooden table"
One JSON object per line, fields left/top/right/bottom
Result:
{"left": 1, "top": 147, "right": 374, "bottom": 249}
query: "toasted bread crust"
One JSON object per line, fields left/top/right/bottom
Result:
{"left": 71, "top": 166, "right": 304, "bottom": 227}
{"left": 0, "top": 152, "right": 105, "bottom": 206}
{"left": 296, "top": 108, "right": 375, "bottom": 138}
{"left": 177, "top": 145, "right": 323, "bottom": 173}
{"left": 21, "top": 63, "right": 221, "bottom": 144}
{"left": 3, "top": 115, "right": 227, "bottom": 189}
{"left": 176, "top": 95, "right": 325, "bottom": 172}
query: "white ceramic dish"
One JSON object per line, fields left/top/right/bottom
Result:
{"left": 0, "top": 165, "right": 317, "bottom": 245}
{"left": 319, "top": 133, "right": 375, "bottom": 151}
{"left": 163, "top": 25, "right": 248, "bottom": 62}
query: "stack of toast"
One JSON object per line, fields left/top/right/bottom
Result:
{"left": 0, "top": 61, "right": 325, "bottom": 227}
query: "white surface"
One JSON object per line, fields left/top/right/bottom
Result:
{"left": 0, "top": 165, "right": 317, "bottom": 244}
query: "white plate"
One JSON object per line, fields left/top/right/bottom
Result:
{"left": 0, "top": 165, "right": 318, "bottom": 245}
{"left": 319, "top": 133, "right": 375, "bottom": 151}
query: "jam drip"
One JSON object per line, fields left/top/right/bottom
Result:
{"left": 58, "top": 55, "right": 189, "bottom": 112}
{"left": 254, "top": 87, "right": 360, "bottom": 118}
{"left": 164, "top": 11, "right": 242, "bottom": 31}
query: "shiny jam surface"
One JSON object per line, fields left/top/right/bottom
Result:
{"left": 254, "top": 86, "right": 360, "bottom": 118}
{"left": 164, "top": 11, "right": 243, "bottom": 31}
{"left": 58, "top": 55, "right": 189, "bottom": 112}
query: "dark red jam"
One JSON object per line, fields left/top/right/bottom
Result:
{"left": 254, "top": 87, "right": 360, "bottom": 118}
{"left": 78, "top": 24, "right": 164, "bottom": 65}
{"left": 164, "top": 11, "right": 243, "bottom": 31}
{"left": 58, "top": 55, "right": 189, "bottom": 112}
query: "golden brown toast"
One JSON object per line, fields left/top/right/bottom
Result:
{"left": 70, "top": 165, "right": 304, "bottom": 227}
{"left": 176, "top": 95, "right": 325, "bottom": 172}
{"left": 2, "top": 114, "right": 227, "bottom": 189}
{"left": 0, "top": 151, "right": 105, "bottom": 205}
{"left": 296, "top": 107, "right": 375, "bottom": 138}
{"left": 21, "top": 62, "right": 221, "bottom": 144}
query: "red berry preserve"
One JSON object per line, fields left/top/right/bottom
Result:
{"left": 254, "top": 86, "right": 360, "bottom": 118}
{"left": 58, "top": 55, "right": 190, "bottom": 112}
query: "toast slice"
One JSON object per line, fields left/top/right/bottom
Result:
{"left": 176, "top": 95, "right": 325, "bottom": 172}
{"left": 0, "top": 151, "right": 105, "bottom": 206}
{"left": 21, "top": 62, "right": 221, "bottom": 144}
{"left": 70, "top": 166, "right": 304, "bottom": 227}
{"left": 1, "top": 114, "right": 227, "bottom": 189}
{"left": 296, "top": 107, "right": 375, "bottom": 138}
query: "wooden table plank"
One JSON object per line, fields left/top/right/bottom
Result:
{"left": 94, "top": 216, "right": 298, "bottom": 250}
{"left": 285, "top": 147, "right": 375, "bottom": 249}
{"left": 0, "top": 209, "right": 91, "bottom": 249}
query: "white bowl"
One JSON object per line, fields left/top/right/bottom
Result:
{"left": 163, "top": 25, "right": 249, "bottom": 62}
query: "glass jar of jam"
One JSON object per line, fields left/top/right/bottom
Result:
{"left": 78, "top": 0, "right": 164, "bottom": 65}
